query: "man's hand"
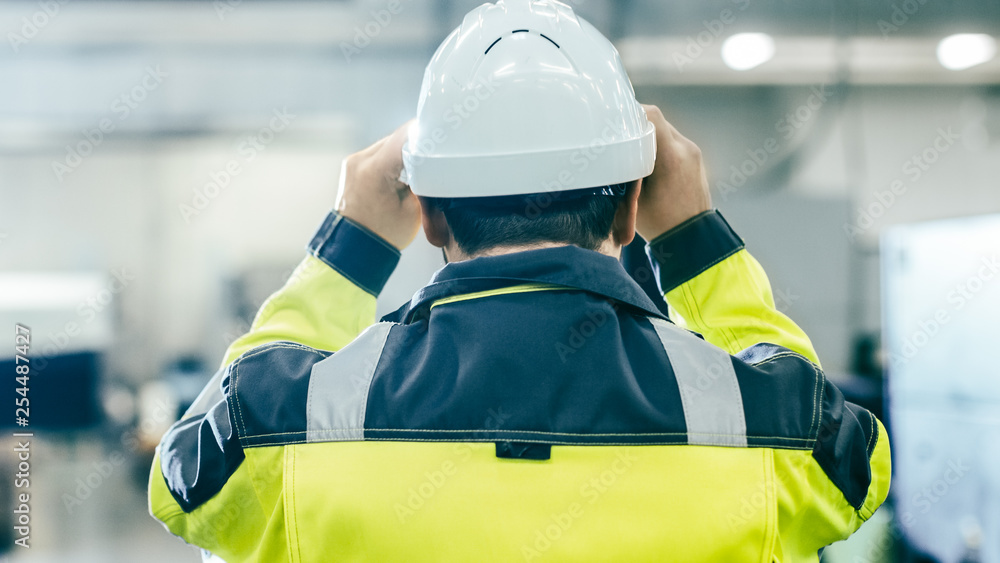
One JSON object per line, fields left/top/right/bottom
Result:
{"left": 635, "top": 104, "right": 713, "bottom": 241}
{"left": 335, "top": 121, "right": 422, "bottom": 251}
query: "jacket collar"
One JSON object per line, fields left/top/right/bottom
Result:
{"left": 383, "top": 246, "right": 669, "bottom": 324}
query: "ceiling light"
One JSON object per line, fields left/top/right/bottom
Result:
{"left": 937, "top": 34, "right": 996, "bottom": 71}
{"left": 721, "top": 33, "right": 775, "bottom": 71}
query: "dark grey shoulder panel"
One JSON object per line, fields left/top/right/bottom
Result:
{"left": 812, "top": 380, "right": 878, "bottom": 509}
{"left": 733, "top": 343, "right": 825, "bottom": 450}
{"left": 159, "top": 365, "right": 243, "bottom": 513}
{"left": 734, "top": 342, "right": 878, "bottom": 508}
{"left": 160, "top": 341, "right": 332, "bottom": 512}
{"left": 230, "top": 342, "right": 330, "bottom": 447}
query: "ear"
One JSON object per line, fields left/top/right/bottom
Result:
{"left": 611, "top": 180, "right": 641, "bottom": 247}
{"left": 418, "top": 196, "right": 451, "bottom": 248}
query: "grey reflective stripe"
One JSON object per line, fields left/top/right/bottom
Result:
{"left": 182, "top": 366, "right": 226, "bottom": 419}
{"left": 649, "top": 318, "right": 747, "bottom": 447}
{"left": 306, "top": 322, "right": 394, "bottom": 442}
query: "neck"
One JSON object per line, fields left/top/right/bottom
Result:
{"left": 444, "top": 238, "right": 622, "bottom": 262}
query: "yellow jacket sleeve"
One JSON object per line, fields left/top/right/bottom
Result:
{"left": 645, "top": 210, "right": 890, "bottom": 559}
{"left": 647, "top": 210, "right": 820, "bottom": 365}
{"left": 222, "top": 212, "right": 401, "bottom": 363}
{"left": 148, "top": 212, "right": 400, "bottom": 561}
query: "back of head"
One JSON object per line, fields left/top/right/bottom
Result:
{"left": 429, "top": 184, "right": 630, "bottom": 255}
{"left": 402, "top": 0, "right": 655, "bottom": 254}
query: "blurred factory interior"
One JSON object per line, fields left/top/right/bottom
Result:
{"left": 0, "top": 0, "right": 998, "bottom": 561}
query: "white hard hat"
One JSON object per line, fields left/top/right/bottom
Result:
{"left": 402, "top": 0, "right": 655, "bottom": 198}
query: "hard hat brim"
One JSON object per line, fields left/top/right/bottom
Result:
{"left": 403, "top": 122, "right": 655, "bottom": 198}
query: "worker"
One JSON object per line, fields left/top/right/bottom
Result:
{"left": 149, "top": 1, "right": 890, "bottom": 561}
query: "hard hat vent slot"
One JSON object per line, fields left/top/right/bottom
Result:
{"left": 485, "top": 37, "right": 502, "bottom": 55}
{"left": 483, "top": 30, "right": 561, "bottom": 55}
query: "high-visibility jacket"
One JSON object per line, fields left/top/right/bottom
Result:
{"left": 149, "top": 209, "right": 890, "bottom": 562}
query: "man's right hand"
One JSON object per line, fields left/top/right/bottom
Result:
{"left": 335, "top": 121, "right": 422, "bottom": 251}
{"left": 635, "top": 104, "right": 713, "bottom": 242}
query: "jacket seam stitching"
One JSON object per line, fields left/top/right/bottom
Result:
{"left": 746, "top": 348, "right": 824, "bottom": 440}
{"left": 307, "top": 248, "right": 380, "bottom": 297}
{"left": 240, "top": 437, "right": 816, "bottom": 449}
{"left": 746, "top": 350, "right": 815, "bottom": 369}
{"left": 230, "top": 343, "right": 330, "bottom": 446}
{"left": 157, "top": 507, "right": 185, "bottom": 520}
{"left": 866, "top": 411, "right": 877, "bottom": 460}
{"left": 356, "top": 326, "right": 389, "bottom": 436}
{"left": 232, "top": 360, "right": 247, "bottom": 441}
{"left": 762, "top": 449, "right": 776, "bottom": 563}
{"left": 809, "top": 364, "right": 824, "bottom": 440}
{"left": 289, "top": 446, "right": 301, "bottom": 563}
{"left": 240, "top": 428, "right": 816, "bottom": 440}
{"left": 682, "top": 282, "right": 740, "bottom": 355}
{"left": 663, "top": 245, "right": 744, "bottom": 294}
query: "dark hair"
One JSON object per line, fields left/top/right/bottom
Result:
{"left": 428, "top": 184, "right": 628, "bottom": 256}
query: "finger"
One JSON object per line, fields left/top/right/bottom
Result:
{"left": 385, "top": 119, "right": 415, "bottom": 153}
{"left": 640, "top": 103, "right": 681, "bottom": 140}
{"left": 380, "top": 120, "right": 415, "bottom": 172}
{"left": 359, "top": 120, "right": 412, "bottom": 160}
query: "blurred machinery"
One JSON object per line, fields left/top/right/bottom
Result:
{"left": 0, "top": 273, "right": 112, "bottom": 431}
